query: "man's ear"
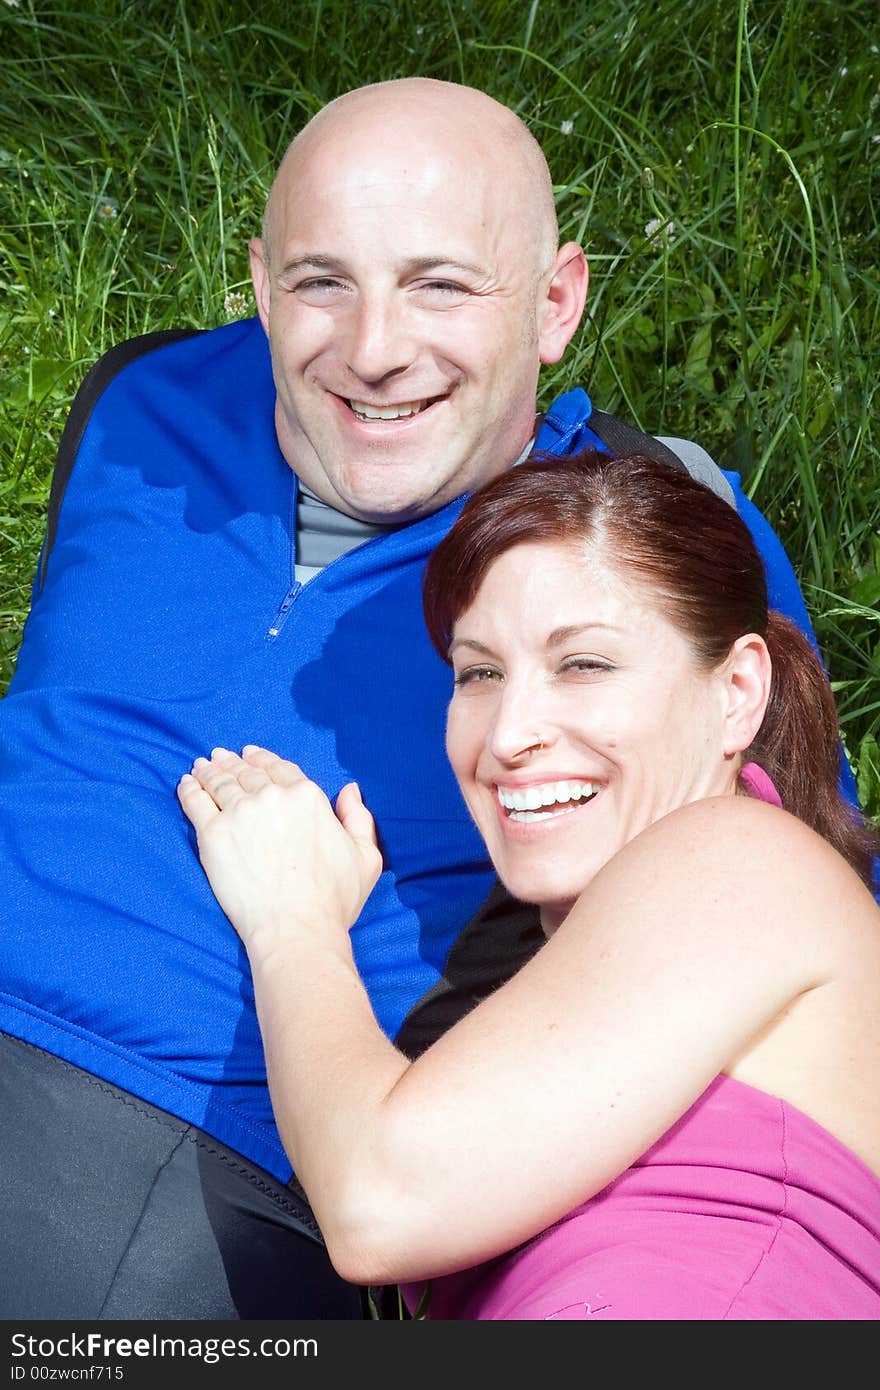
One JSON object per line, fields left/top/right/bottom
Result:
{"left": 249, "top": 238, "right": 272, "bottom": 334}
{"left": 537, "top": 243, "right": 589, "bottom": 365}
{"left": 720, "top": 634, "right": 773, "bottom": 757}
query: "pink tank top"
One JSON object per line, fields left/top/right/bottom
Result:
{"left": 406, "top": 1073, "right": 880, "bottom": 1319}
{"left": 402, "top": 767, "right": 880, "bottom": 1319}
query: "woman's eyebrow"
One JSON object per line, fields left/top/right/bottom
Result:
{"left": 447, "top": 636, "right": 496, "bottom": 659}
{"left": 546, "top": 623, "right": 621, "bottom": 645}
{"left": 448, "top": 623, "right": 622, "bottom": 659}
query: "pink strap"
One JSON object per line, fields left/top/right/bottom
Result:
{"left": 739, "top": 761, "right": 783, "bottom": 807}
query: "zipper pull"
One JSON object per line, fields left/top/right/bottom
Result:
{"left": 266, "top": 584, "right": 301, "bottom": 639}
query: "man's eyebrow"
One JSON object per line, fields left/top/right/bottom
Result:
{"left": 276, "top": 255, "right": 342, "bottom": 278}
{"left": 276, "top": 254, "right": 490, "bottom": 279}
{"left": 398, "top": 256, "right": 490, "bottom": 279}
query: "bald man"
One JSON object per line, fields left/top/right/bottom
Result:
{"left": 250, "top": 79, "right": 581, "bottom": 524}
{"left": 0, "top": 79, "right": 824, "bottom": 1319}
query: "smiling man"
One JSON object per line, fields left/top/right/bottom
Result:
{"left": 251, "top": 80, "right": 582, "bottom": 523}
{"left": 0, "top": 78, "right": 827, "bottom": 1319}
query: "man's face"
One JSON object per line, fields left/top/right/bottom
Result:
{"left": 251, "top": 130, "right": 566, "bottom": 522}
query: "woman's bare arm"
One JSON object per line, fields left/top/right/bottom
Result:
{"left": 178, "top": 746, "right": 874, "bottom": 1284}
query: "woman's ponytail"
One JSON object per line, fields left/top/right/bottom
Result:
{"left": 748, "top": 611, "right": 878, "bottom": 889}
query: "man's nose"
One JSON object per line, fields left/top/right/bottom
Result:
{"left": 344, "top": 291, "right": 416, "bottom": 385}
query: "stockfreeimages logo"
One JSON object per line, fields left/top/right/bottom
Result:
{"left": 10, "top": 1332, "right": 317, "bottom": 1368}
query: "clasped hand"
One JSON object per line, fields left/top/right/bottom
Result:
{"left": 177, "top": 746, "right": 383, "bottom": 955}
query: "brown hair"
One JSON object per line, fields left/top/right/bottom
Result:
{"left": 423, "top": 451, "right": 878, "bottom": 889}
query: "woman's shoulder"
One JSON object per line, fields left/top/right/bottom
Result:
{"left": 642, "top": 792, "right": 862, "bottom": 883}
{"left": 592, "top": 793, "right": 878, "bottom": 968}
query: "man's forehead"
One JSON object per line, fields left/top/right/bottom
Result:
{"left": 281, "top": 132, "right": 490, "bottom": 205}
{"left": 270, "top": 148, "right": 516, "bottom": 263}
{"left": 265, "top": 86, "right": 557, "bottom": 273}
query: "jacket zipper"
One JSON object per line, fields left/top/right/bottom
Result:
{"left": 266, "top": 583, "right": 302, "bottom": 639}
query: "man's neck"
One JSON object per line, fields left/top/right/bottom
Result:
{"left": 294, "top": 416, "right": 540, "bottom": 580}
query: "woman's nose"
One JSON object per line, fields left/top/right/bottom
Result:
{"left": 488, "top": 685, "right": 554, "bottom": 764}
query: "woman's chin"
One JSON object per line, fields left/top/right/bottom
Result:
{"left": 494, "top": 864, "right": 597, "bottom": 933}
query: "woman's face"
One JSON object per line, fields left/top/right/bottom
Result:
{"left": 445, "top": 539, "right": 737, "bottom": 932}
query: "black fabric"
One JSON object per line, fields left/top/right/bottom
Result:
{"left": 582, "top": 409, "right": 689, "bottom": 470}
{"left": 395, "top": 881, "right": 544, "bottom": 1059}
{"left": 39, "top": 328, "right": 205, "bottom": 593}
{"left": 0, "top": 1031, "right": 365, "bottom": 1320}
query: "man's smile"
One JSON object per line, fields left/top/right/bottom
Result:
{"left": 329, "top": 391, "right": 452, "bottom": 436}
{"left": 343, "top": 389, "right": 450, "bottom": 419}
{"left": 346, "top": 395, "right": 448, "bottom": 421}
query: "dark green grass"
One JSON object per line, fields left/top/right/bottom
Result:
{"left": 1, "top": 0, "right": 878, "bottom": 813}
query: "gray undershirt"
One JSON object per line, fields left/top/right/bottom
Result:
{"left": 294, "top": 484, "right": 392, "bottom": 583}
{"left": 293, "top": 430, "right": 538, "bottom": 584}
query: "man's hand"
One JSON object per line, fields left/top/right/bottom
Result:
{"left": 177, "top": 745, "right": 382, "bottom": 956}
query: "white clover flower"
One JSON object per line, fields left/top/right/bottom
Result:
{"left": 224, "top": 291, "right": 249, "bottom": 319}
{"left": 96, "top": 199, "right": 118, "bottom": 221}
{"left": 560, "top": 119, "right": 574, "bottom": 136}
{"left": 645, "top": 217, "right": 676, "bottom": 247}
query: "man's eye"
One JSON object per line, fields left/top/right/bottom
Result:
{"left": 413, "top": 280, "right": 471, "bottom": 304}
{"left": 453, "top": 665, "right": 501, "bottom": 688}
{"left": 294, "top": 278, "right": 349, "bottom": 299}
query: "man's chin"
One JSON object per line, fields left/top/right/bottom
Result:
{"left": 333, "top": 484, "right": 455, "bottom": 527}
{"left": 325, "top": 451, "right": 472, "bottom": 525}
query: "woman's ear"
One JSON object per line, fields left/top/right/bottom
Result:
{"left": 719, "top": 634, "right": 772, "bottom": 757}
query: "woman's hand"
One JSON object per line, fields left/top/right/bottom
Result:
{"left": 177, "top": 745, "right": 382, "bottom": 956}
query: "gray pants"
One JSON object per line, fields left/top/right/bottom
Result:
{"left": 0, "top": 1031, "right": 365, "bottom": 1319}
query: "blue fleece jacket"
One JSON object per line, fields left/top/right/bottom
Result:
{"left": 0, "top": 318, "right": 845, "bottom": 1181}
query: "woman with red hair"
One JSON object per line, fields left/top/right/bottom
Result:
{"left": 180, "top": 453, "right": 880, "bottom": 1319}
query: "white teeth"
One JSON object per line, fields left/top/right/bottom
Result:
{"left": 497, "top": 780, "right": 599, "bottom": 813}
{"left": 349, "top": 399, "right": 426, "bottom": 420}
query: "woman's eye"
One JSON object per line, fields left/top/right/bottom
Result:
{"left": 559, "top": 658, "right": 613, "bottom": 676}
{"left": 453, "top": 665, "right": 501, "bottom": 688}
